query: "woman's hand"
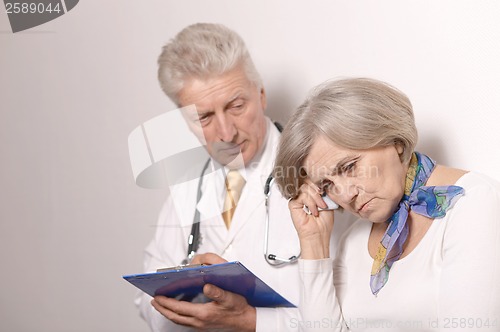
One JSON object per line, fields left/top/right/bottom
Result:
{"left": 288, "top": 180, "right": 335, "bottom": 260}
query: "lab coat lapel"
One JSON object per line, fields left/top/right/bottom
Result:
{"left": 224, "top": 173, "right": 266, "bottom": 242}
{"left": 195, "top": 168, "right": 226, "bottom": 226}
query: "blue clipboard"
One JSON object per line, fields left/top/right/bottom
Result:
{"left": 123, "top": 261, "right": 295, "bottom": 308}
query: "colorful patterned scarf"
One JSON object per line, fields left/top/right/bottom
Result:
{"left": 370, "top": 152, "right": 464, "bottom": 295}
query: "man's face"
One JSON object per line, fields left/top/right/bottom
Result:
{"left": 178, "top": 67, "right": 267, "bottom": 168}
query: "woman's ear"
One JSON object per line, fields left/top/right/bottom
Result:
{"left": 394, "top": 141, "right": 406, "bottom": 163}
{"left": 396, "top": 142, "right": 404, "bottom": 155}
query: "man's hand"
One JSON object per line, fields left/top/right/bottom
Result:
{"left": 151, "top": 284, "right": 256, "bottom": 331}
{"left": 190, "top": 252, "right": 227, "bottom": 265}
{"left": 151, "top": 252, "right": 256, "bottom": 331}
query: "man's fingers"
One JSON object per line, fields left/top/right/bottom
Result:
{"left": 151, "top": 296, "right": 197, "bottom": 318}
{"left": 203, "top": 284, "right": 246, "bottom": 309}
{"left": 152, "top": 296, "right": 199, "bottom": 323}
{"left": 191, "top": 252, "right": 227, "bottom": 265}
{"left": 203, "top": 284, "right": 225, "bottom": 302}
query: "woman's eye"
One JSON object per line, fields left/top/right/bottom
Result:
{"left": 342, "top": 162, "right": 356, "bottom": 174}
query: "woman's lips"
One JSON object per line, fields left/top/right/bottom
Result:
{"left": 357, "top": 199, "right": 373, "bottom": 213}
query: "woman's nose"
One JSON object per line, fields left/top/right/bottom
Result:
{"left": 331, "top": 177, "right": 359, "bottom": 205}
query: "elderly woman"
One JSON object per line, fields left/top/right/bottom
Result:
{"left": 274, "top": 78, "right": 500, "bottom": 331}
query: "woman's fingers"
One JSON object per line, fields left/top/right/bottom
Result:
{"left": 298, "top": 180, "right": 328, "bottom": 217}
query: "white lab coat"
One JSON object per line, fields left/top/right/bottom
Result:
{"left": 135, "top": 118, "right": 353, "bottom": 331}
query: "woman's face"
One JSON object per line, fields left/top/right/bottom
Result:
{"left": 303, "top": 136, "right": 408, "bottom": 223}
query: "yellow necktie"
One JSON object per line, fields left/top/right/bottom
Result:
{"left": 222, "top": 170, "right": 246, "bottom": 229}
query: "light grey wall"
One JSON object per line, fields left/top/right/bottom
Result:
{"left": 1, "top": 1, "right": 499, "bottom": 331}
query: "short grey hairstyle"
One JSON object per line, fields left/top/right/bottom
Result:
{"left": 274, "top": 77, "right": 418, "bottom": 198}
{"left": 157, "top": 23, "right": 262, "bottom": 105}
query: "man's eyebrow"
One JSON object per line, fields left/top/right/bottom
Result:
{"left": 225, "top": 91, "right": 244, "bottom": 106}
{"left": 197, "top": 109, "right": 213, "bottom": 117}
{"left": 191, "top": 93, "right": 244, "bottom": 117}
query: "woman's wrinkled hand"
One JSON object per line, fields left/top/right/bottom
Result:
{"left": 288, "top": 179, "right": 335, "bottom": 259}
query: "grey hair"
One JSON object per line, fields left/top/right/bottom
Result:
{"left": 157, "top": 23, "right": 262, "bottom": 104}
{"left": 273, "top": 77, "right": 418, "bottom": 198}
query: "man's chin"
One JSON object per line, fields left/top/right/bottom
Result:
{"left": 214, "top": 151, "right": 246, "bottom": 169}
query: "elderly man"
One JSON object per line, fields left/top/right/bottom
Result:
{"left": 135, "top": 23, "right": 349, "bottom": 331}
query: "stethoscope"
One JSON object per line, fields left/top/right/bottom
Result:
{"left": 181, "top": 158, "right": 301, "bottom": 266}
{"left": 263, "top": 176, "right": 301, "bottom": 266}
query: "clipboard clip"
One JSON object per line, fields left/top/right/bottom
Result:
{"left": 156, "top": 263, "right": 206, "bottom": 272}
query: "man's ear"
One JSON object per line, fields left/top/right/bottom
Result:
{"left": 260, "top": 87, "right": 267, "bottom": 110}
